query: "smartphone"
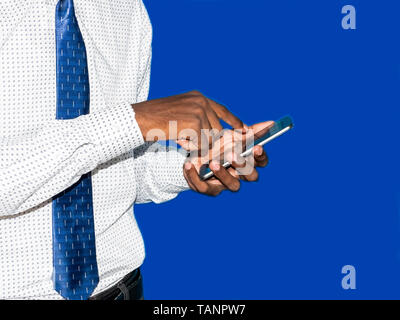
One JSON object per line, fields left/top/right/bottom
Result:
{"left": 199, "top": 116, "right": 294, "bottom": 180}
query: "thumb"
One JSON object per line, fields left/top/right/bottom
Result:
{"left": 248, "top": 121, "right": 274, "bottom": 139}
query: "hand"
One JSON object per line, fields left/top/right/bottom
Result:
{"left": 183, "top": 121, "right": 273, "bottom": 196}
{"left": 133, "top": 91, "right": 243, "bottom": 150}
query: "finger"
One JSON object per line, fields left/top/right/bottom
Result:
{"left": 184, "top": 162, "right": 224, "bottom": 196}
{"left": 206, "top": 98, "right": 243, "bottom": 129}
{"left": 203, "top": 101, "right": 223, "bottom": 131}
{"left": 227, "top": 167, "right": 240, "bottom": 179}
{"left": 209, "top": 129, "right": 246, "bottom": 165}
{"left": 176, "top": 136, "right": 200, "bottom": 152}
{"left": 199, "top": 116, "right": 215, "bottom": 150}
{"left": 210, "top": 161, "right": 240, "bottom": 192}
{"left": 228, "top": 153, "right": 246, "bottom": 170}
{"left": 184, "top": 162, "right": 207, "bottom": 192}
{"left": 239, "top": 167, "right": 259, "bottom": 182}
{"left": 253, "top": 146, "right": 269, "bottom": 167}
{"left": 249, "top": 121, "right": 275, "bottom": 139}
{"left": 178, "top": 117, "right": 210, "bottom": 151}
{"left": 228, "top": 153, "right": 258, "bottom": 181}
{"left": 183, "top": 162, "right": 200, "bottom": 191}
{"left": 176, "top": 139, "right": 193, "bottom": 151}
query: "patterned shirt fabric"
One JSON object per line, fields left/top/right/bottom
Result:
{"left": 0, "top": 0, "right": 189, "bottom": 299}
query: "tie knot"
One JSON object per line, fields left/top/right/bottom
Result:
{"left": 57, "top": 0, "right": 75, "bottom": 22}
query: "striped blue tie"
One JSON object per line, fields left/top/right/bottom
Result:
{"left": 52, "top": 0, "right": 99, "bottom": 300}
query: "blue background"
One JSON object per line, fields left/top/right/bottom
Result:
{"left": 135, "top": 0, "right": 400, "bottom": 299}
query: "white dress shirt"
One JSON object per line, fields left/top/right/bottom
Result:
{"left": 0, "top": 0, "right": 189, "bottom": 299}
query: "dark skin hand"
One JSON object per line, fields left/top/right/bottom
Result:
{"left": 133, "top": 91, "right": 272, "bottom": 196}
{"left": 133, "top": 90, "right": 243, "bottom": 150}
{"left": 183, "top": 121, "right": 273, "bottom": 196}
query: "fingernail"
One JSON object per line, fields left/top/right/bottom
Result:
{"left": 255, "top": 147, "right": 262, "bottom": 156}
{"left": 185, "top": 162, "right": 192, "bottom": 170}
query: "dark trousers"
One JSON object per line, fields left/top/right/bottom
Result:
{"left": 89, "top": 268, "right": 143, "bottom": 300}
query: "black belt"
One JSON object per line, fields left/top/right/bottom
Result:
{"left": 89, "top": 268, "right": 143, "bottom": 300}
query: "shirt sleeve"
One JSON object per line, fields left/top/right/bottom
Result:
{"left": 133, "top": 143, "right": 189, "bottom": 204}
{"left": 131, "top": 0, "right": 190, "bottom": 205}
{"left": 0, "top": 102, "right": 144, "bottom": 218}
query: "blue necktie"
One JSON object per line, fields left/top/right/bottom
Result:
{"left": 52, "top": 0, "right": 99, "bottom": 300}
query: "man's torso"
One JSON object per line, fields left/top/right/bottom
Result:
{"left": 0, "top": 0, "right": 151, "bottom": 299}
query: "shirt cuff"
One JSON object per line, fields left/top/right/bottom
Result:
{"left": 80, "top": 102, "right": 145, "bottom": 164}
{"left": 163, "top": 147, "right": 190, "bottom": 193}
